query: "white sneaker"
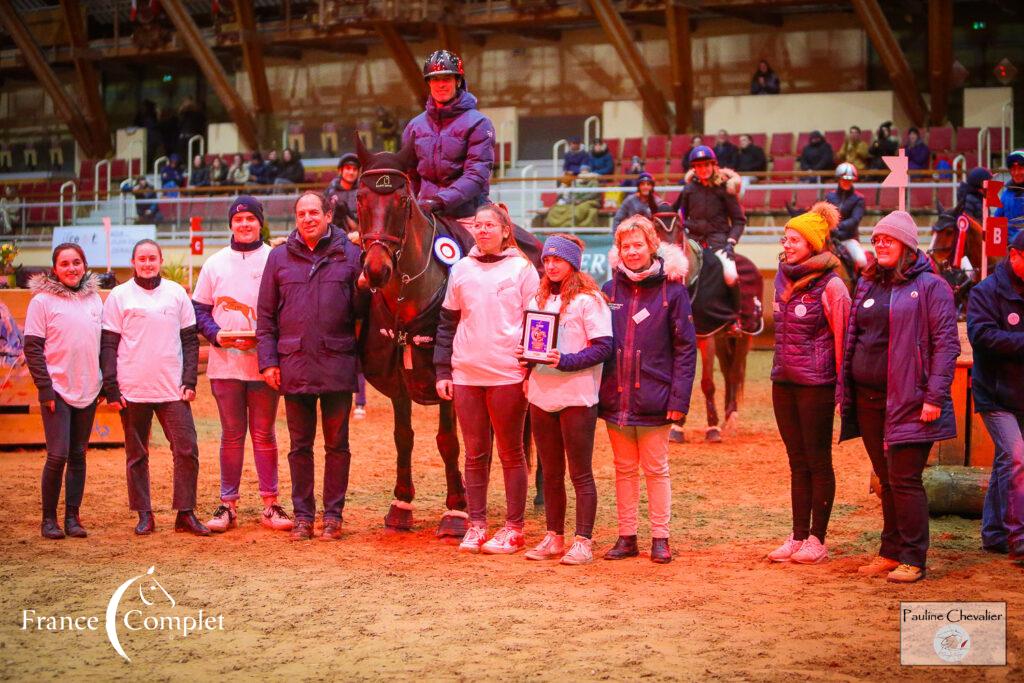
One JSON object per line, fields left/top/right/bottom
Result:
{"left": 459, "top": 525, "right": 488, "bottom": 553}
{"left": 790, "top": 535, "right": 828, "bottom": 564}
{"left": 481, "top": 526, "right": 526, "bottom": 555}
{"left": 560, "top": 536, "right": 594, "bottom": 565}
{"left": 767, "top": 534, "right": 803, "bottom": 562}
{"left": 206, "top": 504, "right": 236, "bottom": 532}
{"left": 260, "top": 504, "right": 294, "bottom": 531}
{"left": 524, "top": 531, "right": 565, "bottom": 560}
{"left": 353, "top": 406, "right": 366, "bottom": 419}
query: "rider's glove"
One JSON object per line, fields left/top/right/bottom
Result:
{"left": 724, "top": 239, "right": 736, "bottom": 257}
{"left": 418, "top": 197, "right": 443, "bottom": 215}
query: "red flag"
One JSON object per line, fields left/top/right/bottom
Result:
{"left": 984, "top": 179, "right": 1004, "bottom": 208}
{"left": 985, "top": 216, "right": 1008, "bottom": 258}
{"left": 190, "top": 236, "right": 204, "bottom": 256}
{"left": 190, "top": 215, "right": 202, "bottom": 233}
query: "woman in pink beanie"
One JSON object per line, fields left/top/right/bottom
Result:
{"left": 837, "top": 210, "right": 960, "bottom": 583}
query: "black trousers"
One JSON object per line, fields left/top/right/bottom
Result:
{"left": 529, "top": 404, "right": 599, "bottom": 538}
{"left": 121, "top": 400, "right": 200, "bottom": 512}
{"left": 772, "top": 382, "right": 836, "bottom": 541}
{"left": 855, "top": 384, "right": 931, "bottom": 568}
{"left": 40, "top": 395, "right": 97, "bottom": 517}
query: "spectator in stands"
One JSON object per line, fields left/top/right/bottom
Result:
{"left": 228, "top": 153, "right": 249, "bottom": 186}
{"left": 588, "top": 139, "right": 615, "bottom": 177}
{"left": 837, "top": 126, "right": 869, "bottom": 171}
{"left": 189, "top": 155, "right": 210, "bottom": 189}
{"left": 736, "top": 134, "right": 767, "bottom": 178}
{"left": 798, "top": 131, "right": 834, "bottom": 182}
{"left": 248, "top": 152, "right": 269, "bottom": 185}
{"left": 575, "top": 165, "right": 602, "bottom": 204}
{"left": 868, "top": 121, "right": 898, "bottom": 171}
{"left": 209, "top": 156, "right": 228, "bottom": 186}
{"left": 274, "top": 149, "right": 305, "bottom": 187}
{"left": 682, "top": 135, "right": 705, "bottom": 172}
{"left": 133, "top": 177, "right": 162, "bottom": 223}
{"left": 264, "top": 150, "right": 281, "bottom": 185}
{"left": 905, "top": 127, "right": 931, "bottom": 173}
{"left": 995, "top": 150, "right": 1024, "bottom": 244}
{"left": 967, "top": 230, "right": 1024, "bottom": 561}
{"left": 563, "top": 137, "right": 589, "bottom": 177}
{"left": 613, "top": 172, "right": 659, "bottom": 231}
{"left": 750, "top": 59, "right": 781, "bottom": 95}
{"left": 325, "top": 152, "right": 361, "bottom": 232}
{"left": 714, "top": 130, "right": 739, "bottom": 170}
{"left": 621, "top": 156, "right": 645, "bottom": 188}
{"left": 160, "top": 154, "right": 184, "bottom": 196}
{"left": 0, "top": 185, "right": 20, "bottom": 235}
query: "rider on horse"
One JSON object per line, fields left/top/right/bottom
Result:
{"left": 826, "top": 163, "right": 867, "bottom": 272}
{"left": 402, "top": 49, "right": 495, "bottom": 229}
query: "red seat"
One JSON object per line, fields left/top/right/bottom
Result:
{"left": 43, "top": 205, "right": 58, "bottom": 225}
{"left": 960, "top": 151, "right": 979, "bottom": 170}
{"left": 645, "top": 158, "right": 666, "bottom": 175}
{"left": 78, "top": 159, "right": 95, "bottom": 179}
{"left": 670, "top": 134, "right": 692, "bottom": 159}
{"left": 768, "top": 189, "right": 791, "bottom": 211}
{"left": 796, "top": 132, "right": 812, "bottom": 154}
{"left": 909, "top": 186, "right": 934, "bottom": 210}
{"left": 645, "top": 135, "right": 667, "bottom": 159}
{"left": 741, "top": 188, "right": 768, "bottom": 211}
{"left": 669, "top": 158, "right": 684, "bottom": 176}
{"left": 954, "top": 127, "right": 980, "bottom": 153}
{"left": 771, "top": 156, "right": 795, "bottom": 182}
{"left": 769, "top": 132, "right": 794, "bottom": 158}
{"left": 604, "top": 138, "right": 621, "bottom": 164}
{"left": 937, "top": 186, "right": 954, "bottom": 208}
{"left": 871, "top": 187, "right": 900, "bottom": 211}
{"left": 27, "top": 203, "right": 44, "bottom": 224}
{"left": 621, "top": 137, "right": 644, "bottom": 162}
{"left": 749, "top": 133, "right": 767, "bottom": 150}
{"left": 793, "top": 187, "right": 821, "bottom": 211}
{"left": 540, "top": 192, "right": 558, "bottom": 208}
{"left": 824, "top": 130, "right": 845, "bottom": 152}
{"left": 926, "top": 126, "right": 953, "bottom": 153}
{"left": 111, "top": 159, "right": 128, "bottom": 178}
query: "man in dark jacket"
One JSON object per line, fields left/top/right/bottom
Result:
{"left": 735, "top": 134, "right": 767, "bottom": 175}
{"left": 798, "top": 131, "right": 834, "bottom": 181}
{"left": 256, "top": 191, "right": 365, "bottom": 542}
{"left": 563, "top": 137, "right": 588, "bottom": 176}
{"left": 713, "top": 130, "right": 739, "bottom": 170}
{"left": 967, "top": 231, "right": 1024, "bottom": 559}
{"left": 325, "top": 152, "right": 361, "bottom": 231}
{"left": 588, "top": 139, "right": 615, "bottom": 176}
{"left": 402, "top": 49, "right": 495, "bottom": 224}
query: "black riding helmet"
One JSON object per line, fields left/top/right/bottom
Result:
{"left": 423, "top": 49, "right": 465, "bottom": 90}
{"left": 337, "top": 152, "right": 360, "bottom": 169}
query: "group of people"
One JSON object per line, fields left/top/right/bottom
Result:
{"left": 19, "top": 46, "right": 1024, "bottom": 579}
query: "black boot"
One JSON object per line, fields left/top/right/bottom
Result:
{"left": 135, "top": 511, "right": 155, "bottom": 535}
{"left": 603, "top": 535, "right": 639, "bottom": 560}
{"left": 41, "top": 516, "right": 65, "bottom": 540}
{"left": 64, "top": 506, "right": 88, "bottom": 538}
{"left": 175, "top": 510, "right": 211, "bottom": 536}
{"left": 651, "top": 537, "right": 672, "bottom": 564}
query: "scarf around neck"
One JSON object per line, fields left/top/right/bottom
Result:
{"left": 777, "top": 252, "right": 840, "bottom": 303}
{"left": 618, "top": 257, "right": 663, "bottom": 283}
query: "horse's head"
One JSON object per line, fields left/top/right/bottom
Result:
{"left": 653, "top": 209, "right": 683, "bottom": 247}
{"left": 354, "top": 135, "right": 419, "bottom": 288}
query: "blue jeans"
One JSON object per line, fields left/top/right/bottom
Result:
{"left": 209, "top": 379, "right": 280, "bottom": 502}
{"left": 453, "top": 383, "right": 528, "bottom": 529}
{"left": 284, "top": 392, "right": 353, "bottom": 522}
{"left": 40, "top": 395, "right": 97, "bottom": 517}
{"left": 980, "top": 411, "right": 1024, "bottom": 547}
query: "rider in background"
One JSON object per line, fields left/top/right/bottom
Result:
{"left": 612, "top": 172, "right": 659, "bottom": 231}
{"left": 958, "top": 167, "right": 993, "bottom": 222}
{"left": 994, "top": 150, "right": 1024, "bottom": 244}
{"left": 325, "top": 152, "right": 361, "bottom": 233}
{"left": 827, "top": 163, "right": 867, "bottom": 271}
{"left": 672, "top": 145, "right": 746, "bottom": 272}
{"left": 402, "top": 49, "right": 495, "bottom": 230}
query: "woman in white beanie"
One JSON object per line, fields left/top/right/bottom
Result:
{"left": 837, "top": 211, "right": 960, "bottom": 583}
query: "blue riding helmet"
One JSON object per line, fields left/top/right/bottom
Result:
{"left": 637, "top": 172, "right": 655, "bottom": 185}
{"left": 688, "top": 145, "right": 717, "bottom": 164}
{"left": 1007, "top": 149, "right": 1024, "bottom": 168}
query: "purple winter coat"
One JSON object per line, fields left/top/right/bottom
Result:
{"left": 839, "top": 251, "right": 960, "bottom": 446}
{"left": 401, "top": 90, "right": 495, "bottom": 219}
{"left": 599, "top": 260, "right": 698, "bottom": 427}
{"left": 256, "top": 226, "right": 365, "bottom": 395}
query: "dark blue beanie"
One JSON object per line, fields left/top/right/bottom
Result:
{"left": 1010, "top": 230, "right": 1024, "bottom": 252}
{"left": 542, "top": 235, "right": 583, "bottom": 271}
{"left": 228, "top": 195, "right": 264, "bottom": 228}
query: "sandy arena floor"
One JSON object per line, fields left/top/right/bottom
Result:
{"left": 1, "top": 351, "right": 1021, "bottom": 681}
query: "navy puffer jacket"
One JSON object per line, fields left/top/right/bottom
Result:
{"left": 839, "top": 251, "right": 960, "bottom": 445}
{"left": 967, "top": 262, "right": 1024, "bottom": 414}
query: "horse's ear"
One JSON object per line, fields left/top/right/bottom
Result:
{"left": 396, "top": 139, "right": 417, "bottom": 172}
{"left": 354, "top": 133, "right": 371, "bottom": 168}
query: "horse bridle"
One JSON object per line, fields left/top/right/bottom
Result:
{"left": 357, "top": 167, "right": 437, "bottom": 286}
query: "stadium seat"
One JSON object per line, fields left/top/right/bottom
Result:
{"left": 645, "top": 158, "right": 666, "bottom": 176}
{"left": 771, "top": 156, "right": 795, "bottom": 182}
{"left": 793, "top": 187, "right": 821, "bottom": 211}
{"left": 769, "top": 133, "right": 794, "bottom": 158}
{"left": 670, "top": 134, "right": 692, "bottom": 159}
{"left": 954, "top": 127, "right": 980, "bottom": 154}
{"left": 824, "top": 130, "right": 845, "bottom": 152}
{"left": 741, "top": 188, "right": 768, "bottom": 211}
{"left": 768, "top": 188, "right": 791, "bottom": 211}
{"left": 645, "top": 135, "right": 667, "bottom": 159}
{"left": 926, "top": 126, "right": 953, "bottom": 153}
{"left": 604, "top": 138, "right": 621, "bottom": 164}
{"left": 870, "top": 187, "right": 900, "bottom": 211}
{"left": 111, "top": 159, "right": 127, "bottom": 178}
{"left": 909, "top": 186, "right": 934, "bottom": 210}
{"left": 669, "top": 158, "right": 684, "bottom": 176}
{"left": 795, "top": 132, "right": 812, "bottom": 154}
{"left": 749, "top": 133, "right": 767, "bottom": 150}
{"left": 621, "top": 137, "right": 644, "bottom": 162}
{"left": 937, "top": 186, "right": 954, "bottom": 209}
{"left": 78, "top": 159, "right": 95, "bottom": 179}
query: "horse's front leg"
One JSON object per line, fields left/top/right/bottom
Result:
{"left": 384, "top": 395, "right": 415, "bottom": 531}
{"left": 718, "top": 333, "right": 751, "bottom": 435}
{"left": 698, "top": 336, "right": 721, "bottom": 442}
{"left": 436, "top": 400, "right": 469, "bottom": 540}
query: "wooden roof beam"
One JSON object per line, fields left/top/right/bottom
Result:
{"left": 927, "top": 0, "right": 952, "bottom": 126}
{"left": 374, "top": 22, "right": 428, "bottom": 106}
{"left": 666, "top": 1, "right": 694, "bottom": 133}
{"left": 59, "top": 0, "right": 113, "bottom": 157}
{"left": 235, "top": 0, "right": 273, "bottom": 114}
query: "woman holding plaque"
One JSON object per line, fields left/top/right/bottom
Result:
{"left": 599, "top": 215, "right": 697, "bottom": 564}
{"left": 434, "top": 203, "right": 539, "bottom": 555}
{"left": 192, "top": 196, "right": 292, "bottom": 534}
{"left": 519, "top": 234, "right": 611, "bottom": 565}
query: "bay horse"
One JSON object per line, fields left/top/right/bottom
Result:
{"left": 354, "top": 139, "right": 542, "bottom": 537}
{"left": 928, "top": 208, "right": 985, "bottom": 319}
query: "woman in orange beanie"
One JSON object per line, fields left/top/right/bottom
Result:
{"left": 767, "top": 202, "right": 851, "bottom": 565}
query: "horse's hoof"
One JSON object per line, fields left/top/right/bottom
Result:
{"left": 436, "top": 510, "right": 468, "bottom": 539}
{"left": 384, "top": 501, "right": 414, "bottom": 531}
{"left": 705, "top": 427, "right": 722, "bottom": 443}
{"left": 533, "top": 493, "right": 545, "bottom": 508}
{"left": 669, "top": 428, "right": 687, "bottom": 444}
{"left": 723, "top": 412, "right": 739, "bottom": 436}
